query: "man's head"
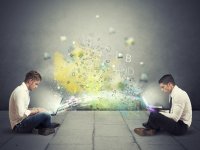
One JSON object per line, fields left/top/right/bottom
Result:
{"left": 24, "top": 70, "right": 42, "bottom": 91}
{"left": 158, "top": 74, "right": 175, "bottom": 93}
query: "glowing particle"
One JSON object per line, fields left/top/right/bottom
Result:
{"left": 112, "top": 65, "right": 115, "bottom": 68}
{"left": 72, "top": 41, "right": 76, "bottom": 45}
{"left": 125, "top": 37, "right": 135, "bottom": 46}
{"left": 140, "top": 61, "right": 144, "bottom": 65}
{"left": 109, "top": 27, "right": 116, "bottom": 34}
{"left": 95, "top": 14, "right": 100, "bottom": 19}
{"left": 43, "top": 52, "right": 51, "bottom": 60}
{"left": 117, "top": 53, "right": 123, "bottom": 59}
{"left": 101, "top": 63, "right": 105, "bottom": 67}
{"left": 57, "top": 86, "right": 61, "bottom": 90}
{"left": 60, "top": 36, "right": 67, "bottom": 41}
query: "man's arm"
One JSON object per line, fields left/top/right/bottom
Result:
{"left": 28, "top": 108, "right": 39, "bottom": 115}
{"left": 14, "top": 91, "right": 31, "bottom": 118}
{"left": 159, "top": 95, "right": 185, "bottom": 122}
{"left": 28, "top": 107, "right": 48, "bottom": 115}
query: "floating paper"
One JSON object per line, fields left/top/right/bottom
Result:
{"left": 140, "top": 73, "right": 148, "bottom": 82}
{"left": 43, "top": 52, "right": 51, "bottom": 60}
{"left": 95, "top": 14, "right": 100, "bottom": 19}
{"left": 140, "top": 61, "right": 144, "bottom": 65}
{"left": 117, "top": 53, "right": 123, "bottom": 58}
{"left": 109, "top": 27, "right": 116, "bottom": 34}
{"left": 60, "top": 36, "right": 67, "bottom": 41}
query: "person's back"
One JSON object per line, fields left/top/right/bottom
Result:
{"left": 9, "top": 83, "right": 30, "bottom": 129}
{"left": 176, "top": 87, "right": 192, "bottom": 127}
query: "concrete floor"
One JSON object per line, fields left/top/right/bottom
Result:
{"left": 0, "top": 111, "right": 200, "bottom": 150}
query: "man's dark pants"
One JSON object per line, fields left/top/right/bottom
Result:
{"left": 147, "top": 112, "right": 188, "bottom": 135}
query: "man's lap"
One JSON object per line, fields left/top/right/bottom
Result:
{"left": 13, "top": 112, "right": 51, "bottom": 133}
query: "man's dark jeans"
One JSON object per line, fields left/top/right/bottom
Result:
{"left": 13, "top": 112, "right": 52, "bottom": 133}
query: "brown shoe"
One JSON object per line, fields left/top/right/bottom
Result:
{"left": 134, "top": 128, "right": 156, "bottom": 136}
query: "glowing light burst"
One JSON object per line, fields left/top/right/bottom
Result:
{"left": 53, "top": 42, "right": 146, "bottom": 110}
{"left": 54, "top": 44, "right": 120, "bottom": 94}
{"left": 78, "top": 91, "right": 144, "bottom": 110}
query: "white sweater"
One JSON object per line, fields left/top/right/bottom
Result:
{"left": 9, "top": 82, "right": 31, "bottom": 129}
{"left": 160, "top": 85, "right": 192, "bottom": 127}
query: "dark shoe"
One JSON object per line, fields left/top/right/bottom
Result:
{"left": 51, "top": 122, "right": 60, "bottom": 128}
{"left": 38, "top": 128, "right": 55, "bottom": 136}
{"left": 134, "top": 128, "right": 156, "bottom": 136}
{"left": 32, "top": 128, "right": 39, "bottom": 134}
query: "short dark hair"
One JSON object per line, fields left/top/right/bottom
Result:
{"left": 24, "top": 70, "right": 42, "bottom": 82}
{"left": 158, "top": 74, "right": 175, "bottom": 85}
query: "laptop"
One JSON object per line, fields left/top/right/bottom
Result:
{"left": 146, "top": 105, "right": 169, "bottom": 112}
{"left": 51, "top": 96, "right": 80, "bottom": 116}
{"left": 51, "top": 97, "right": 69, "bottom": 116}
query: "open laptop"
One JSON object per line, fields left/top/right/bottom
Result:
{"left": 51, "top": 96, "right": 80, "bottom": 116}
{"left": 51, "top": 97, "right": 69, "bottom": 116}
{"left": 146, "top": 105, "right": 169, "bottom": 112}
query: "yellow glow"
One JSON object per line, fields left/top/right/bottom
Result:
{"left": 54, "top": 44, "right": 122, "bottom": 94}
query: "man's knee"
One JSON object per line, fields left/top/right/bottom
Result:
{"left": 38, "top": 112, "right": 51, "bottom": 120}
{"left": 150, "top": 112, "right": 165, "bottom": 121}
{"left": 150, "top": 112, "right": 159, "bottom": 118}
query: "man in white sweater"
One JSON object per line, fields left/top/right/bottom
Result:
{"left": 134, "top": 74, "right": 192, "bottom": 136}
{"left": 9, "top": 70, "right": 60, "bottom": 135}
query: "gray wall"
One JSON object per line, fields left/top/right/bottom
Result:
{"left": 0, "top": 0, "right": 200, "bottom": 110}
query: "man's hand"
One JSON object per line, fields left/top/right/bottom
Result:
{"left": 37, "top": 107, "right": 48, "bottom": 113}
{"left": 29, "top": 108, "right": 39, "bottom": 115}
{"left": 29, "top": 107, "right": 48, "bottom": 115}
